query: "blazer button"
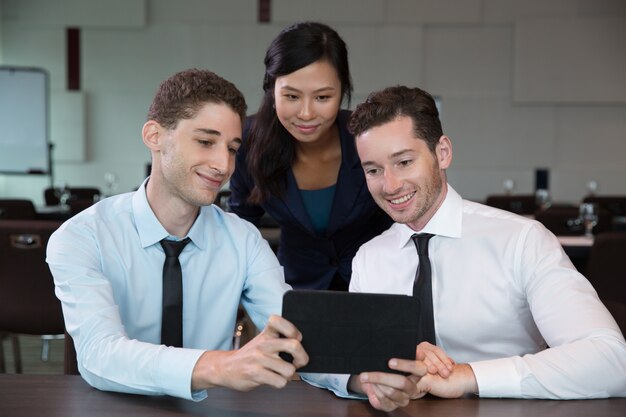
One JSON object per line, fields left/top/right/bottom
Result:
{"left": 329, "top": 258, "right": 339, "bottom": 267}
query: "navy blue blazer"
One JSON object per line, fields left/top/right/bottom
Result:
{"left": 229, "top": 110, "right": 392, "bottom": 290}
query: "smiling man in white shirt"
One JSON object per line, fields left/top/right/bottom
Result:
{"left": 306, "top": 85, "right": 626, "bottom": 411}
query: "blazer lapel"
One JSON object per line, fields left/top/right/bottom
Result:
{"left": 282, "top": 169, "right": 316, "bottom": 234}
{"left": 326, "top": 122, "right": 366, "bottom": 235}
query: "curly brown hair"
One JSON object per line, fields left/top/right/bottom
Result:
{"left": 348, "top": 85, "right": 442, "bottom": 154}
{"left": 147, "top": 68, "right": 247, "bottom": 129}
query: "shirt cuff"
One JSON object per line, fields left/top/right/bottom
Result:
{"left": 469, "top": 357, "right": 522, "bottom": 398}
{"left": 300, "top": 373, "right": 367, "bottom": 400}
{"left": 156, "top": 347, "right": 207, "bottom": 400}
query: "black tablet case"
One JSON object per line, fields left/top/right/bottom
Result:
{"left": 281, "top": 290, "right": 419, "bottom": 374}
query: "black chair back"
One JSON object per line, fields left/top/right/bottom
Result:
{"left": 0, "top": 220, "right": 67, "bottom": 373}
{"left": 44, "top": 187, "right": 100, "bottom": 206}
{"left": 535, "top": 206, "right": 612, "bottom": 236}
{"left": 583, "top": 196, "right": 626, "bottom": 217}
{"left": 585, "top": 232, "right": 626, "bottom": 335}
{"left": 0, "top": 199, "right": 37, "bottom": 220}
{"left": 0, "top": 220, "right": 65, "bottom": 335}
{"left": 485, "top": 194, "right": 536, "bottom": 215}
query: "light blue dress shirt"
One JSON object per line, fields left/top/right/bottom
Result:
{"left": 47, "top": 179, "right": 289, "bottom": 400}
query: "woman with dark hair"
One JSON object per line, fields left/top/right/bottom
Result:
{"left": 229, "top": 22, "right": 392, "bottom": 290}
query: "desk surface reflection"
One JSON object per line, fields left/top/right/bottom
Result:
{"left": 1, "top": 375, "right": 625, "bottom": 417}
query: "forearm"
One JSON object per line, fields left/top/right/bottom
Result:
{"left": 448, "top": 364, "right": 478, "bottom": 396}
{"left": 414, "top": 363, "right": 478, "bottom": 398}
{"left": 79, "top": 340, "right": 205, "bottom": 399}
{"left": 470, "top": 336, "right": 626, "bottom": 399}
{"left": 191, "top": 350, "right": 231, "bottom": 390}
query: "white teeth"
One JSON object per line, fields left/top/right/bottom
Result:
{"left": 390, "top": 192, "right": 414, "bottom": 204}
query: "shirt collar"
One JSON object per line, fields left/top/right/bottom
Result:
{"left": 395, "top": 183, "right": 464, "bottom": 248}
{"left": 132, "top": 177, "right": 208, "bottom": 250}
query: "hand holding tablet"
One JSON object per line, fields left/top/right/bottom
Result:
{"left": 281, "top": 290, "right": 420, "bottom": 374}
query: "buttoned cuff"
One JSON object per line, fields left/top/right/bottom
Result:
{"left": 156, "top": 347, "right": 207, "bottom": 400}
{"left": 300, "top": 373, "right": 367, "bottom": 399}
{"left": 469, "top": 357, "right": 522, "bottom": 398}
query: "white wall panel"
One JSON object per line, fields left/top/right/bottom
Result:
{"left": 555, "top": 106, "right": 626, "bottom": 169}
{"left": 386, "top": 0, "right": 481, "bottom": 24}
{"left": 0, "top": 2, "right": 3, "bottom": 62}
{"left": 87, "top": 93, "right": 151, "bottom": 164}
{"left": 2, "top": 0, "right": 145, "bottom": 28}
{"left": 148, "top": 0, "right": 256, "bottom": 24}
{"left": 447, "top": 167, "right": 537, "bottom": 202}
{"left": 483, "top": 0, "right": 578, "bottom": 23}
{"left": 514, "top": 17, "right": 626, "bottom": 102}
{"left": 82, "top": 25, "right": 192, "bottom": 94}
{"left": 423, "top": 26, "right": 512, "bottom": 97}
{"left": 186, "top": 23, "right": 281, "bottom": 111}
{"left": 340, "top": 26, "right": 424, "bottom": 97}
{"left": 577, "top": 0, "right": 626, "bottom": 16}
{"left": 549, "top": 167, "right": 626, "bottom": 204}
{"left": 1, "top": 25, "right": 65, "bottom": 89}
{"left": 50, "top": 90, "right": 85, "bottom": 162}
{"left": 272, "top": 0, "right": 384, "bottom": 24}
{"left": 440, "top": 97, "right": 556, "bottom": 169}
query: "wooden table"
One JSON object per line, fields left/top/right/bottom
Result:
{"left": 1, "top": 375, "right": 625, "bottom": 417}
{"left": 35, "top": 205, "right": 72, "bottom": 221}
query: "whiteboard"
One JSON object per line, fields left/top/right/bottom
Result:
{"left": 0, "top": 67, "right": 49, "bottom": 175}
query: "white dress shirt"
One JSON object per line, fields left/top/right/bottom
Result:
{"left": 305, "top": 185, "right": 626, "bottom": 399}
{"left": 47, "top": 179, "right": 289, "bottom": 400}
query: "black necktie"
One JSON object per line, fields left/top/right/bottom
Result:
{"left": 411, "top": 233, "right": 436, "bottom": 345}
{"left": 160, "top": 237, "right": 191, "bottom": 347}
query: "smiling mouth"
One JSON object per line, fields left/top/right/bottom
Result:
{"left": 197, "top": 172, "right": 223, "bottom": 188}
{"left": 389, "top": 192, "right": 415, "bottom": 205}
{"left": 295, "top": 124, "right": 318, "bottom": 132}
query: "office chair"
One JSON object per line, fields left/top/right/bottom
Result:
{"left": 585, "top": 232, "right": 626, "bottom": 335}
{"left": 484, "top": 194, "right": 536, "bottom": 215}
{"left": 44, "top": 187, "right": 101, "bottom": 206}
{"left": 0, "top": 200, "right": 44, "bottom": 371}
{"left": 583, "top": 196, "right": 626, "bottom": 217}
{"left": 583, "top": 196, "right": 626, "bottom": 231}
{"left": 68, "top": 199, "right": 96, "bottom": 216}
{"left": 0, "top": 220, "right": 65, "bottom": 373}
{"left": 0, "top": 199, "right": 37, "bottom": 220}
{"left": 64, "top": 330, "right": 78, "bottom": 375}
{"left": 535, "top": 206, "right": 612, "bottom": 236}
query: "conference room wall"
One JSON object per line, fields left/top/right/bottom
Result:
{"left": 0, "top": 0, "right": 625, "bottom": 206}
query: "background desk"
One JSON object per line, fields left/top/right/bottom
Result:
{"left": 35, "top": 205, "right": 72, "bottom": 221}
{"left": 558, "top": 235, "right": 593, "bottom": 272}
{"left": 1, "top": 375, "right": 625, "bottom": 417}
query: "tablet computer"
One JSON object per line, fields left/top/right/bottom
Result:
{"left": 281, "top": 289, "right": 419, "bottom": 374}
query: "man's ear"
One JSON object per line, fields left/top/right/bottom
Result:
{"left": 436, "top": 135, "right": 453, "bottom": 170}
{"left": 142, "top": 120, "right": 162, "bottom": 151}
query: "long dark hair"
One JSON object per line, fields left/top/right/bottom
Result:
{"left": 246, "top": 22, "right": 353, "bottom": 203}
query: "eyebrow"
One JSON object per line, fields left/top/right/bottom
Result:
{"left": 194, "top": 128, "right": 221, "bottom": 136}
{"left": 360, "top": 149, "right": 414, "bottom": 167}
{"left": 279, "top": 85, "right": 337, "bottom": 94}
{"left": 194, "top": 128, "right": 242, "bottom": 145}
